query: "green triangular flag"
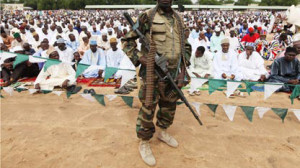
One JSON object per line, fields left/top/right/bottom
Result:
{"left": 94, "top": 94, "right": 106, "bottom": 106}
{"left": 13, "top": 54, "right": 29, "bottom": 68}
{"left": 42, "top": 90, "right": 52, "bottom": 94}
{"left": 75, "top": 63, "right": 90, "bottom": 78}
{"left": 206, "top": 104, "right": 218, "bottom": 116}
{"left": 208, "top": 79, "right": 226, "bottom": 95}
{"left": 121, "top": 96, "right": 133, "bottom": 108}
{"left": 176, "top": 101, "right": 184, "bottom": 105}
{"left": 271, "top": 108, "right": 288, "bottom": 122}
{"left": 66, "top": 91, "right": 73, "bottom": 99}
{"left": 241, "top": 106, "right": 255, "bottom": 122}
{"left": 44, "top": 59, "right": 61, "bottom": 72}
{"left": 290, "top": 85, "right": 300, "bottom": 104}
{"left": 244, "top": 81, "right": 257, "bottom": 95}
{"left": 104, "top": 67, "right": 119, "bottom": 81}
{"left": 16, "top": 88, "right": 27, "bottom": 93}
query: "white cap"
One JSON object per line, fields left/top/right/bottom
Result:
{"left": 215, "top": 27, "right": 221, "bottom": 32}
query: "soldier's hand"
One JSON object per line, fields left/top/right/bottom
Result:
{"left": 138, "top": 56, "right": 147, "bottom": 66}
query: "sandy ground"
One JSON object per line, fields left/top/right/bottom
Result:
{"left": 1, "top": 85, "right": 300, "bottom": 168}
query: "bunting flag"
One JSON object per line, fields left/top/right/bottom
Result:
{"left": 206, "top": 104, "right": 218, "bottom": 116}
{"left": 226, "top": 81, "right": 242, "bottom": 98}
{"left": 189, "top": 78, "right": 208, "bottom": 93}
{"left": 13, "top": 54, "right": 29, "bottom": 68}
{"left": 52, "top": 91, "right": 64, "bottom": 96}
{"left": 121, "top": 96, "right": 134, "bottom": 108}
{"left": 42, "top": 90, "right": 52, "bottom": 94}
{"left": 29, "top": 56, "right": 47, "bottom": 63}
{"left": 222, "top": 104, "right": 237, "bottom": 121}
{"left": 16, "top": 87, "right": 28, "bottom": 92}
{"left": 44, "top": 59, "right": 61, "bottom": 72}
{"left": 244, "top": 81, "right": 256, "bottom": 95}
{"left": 94, "top": 94, "right": 106, "bottom": 106}
{"left": 66, "top": 91, "right": 75, "bottom": 98}
{"left": 104, "top": 67, "right": 119, "bottom": 81}
{"left": 105, "top": 95, "right": 118, "bottom": 101}
{"left": 291, "top": 109, "right": 300, "bottom": 122}
{"left": 271, "top": 108, "right": 288, "bottom": 122}
{"left": 75, "top": 63, "right": 90, "bottom": 78}
{"left": 80, "top": 93, "right": 96, "bottom": 102}
{"left": 28, "top": 89, "right": 38, "bottom": 94}
{"left": 191, "top": 102, "right": 201, "bottom": 116}
{"left": 3, "top": 87, "right": 14, "bottom": 96}
{"left": 256, "top": 107, "right": 271, "bottom": 119}
{"left": 241, "top": 106, "right": 255, "bottom": 122}
{"left": 264, "top": 84, "right": 283, "bottom": 100}
{"left": 209, "top": 79, "right": 227, "bottom": 95}
{"left": 290, "top": 85, "right": 300, "bottom": 104}
{"left": 120, "top": 70, "right": 136, "bottom": 88}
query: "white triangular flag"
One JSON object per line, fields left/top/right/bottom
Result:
{"left": 291, "top": 109, "right": 300, "bottom": 121}
{"left": 226, "top": 81, "right": 242, "bottom": 98}
{"left": 189, "top": 78, "right": 208, "bottom": 93}
{"left": 3, "top": 87, "right": 14, "bottom": 96}
{"left": 120, "top": 70, "right": 136, "bottom": 88}
{"left": 256, "top": 107, "right": 271, "bottom": 119}
{"left": 29, "top": 56, "right": 47, "bottom": 63}
{"left": 80, "top": 93, "right": 96, "bottom": 102}
{"left": 191, "top": 102, "right": 201, "bottom": 116}
{"left": 264, "top": 84, "right": 283, "bottom": 100}
{"left": 0, "top": 52, "right": 17, "bottom": 65}
{"left": 222, "top": 104, "right": 237, "bottom": 121}
{"left": 52, "top": 91, "right": 64, "bottom": 96}
{"left": 28, "top": 89, "right": 38, "bottom": 94}
{"left": 105, "top": 94, "right": 118, "bottom": 101}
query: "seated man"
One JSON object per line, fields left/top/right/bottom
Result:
{"left": 188, "top": 46, "right": 212, "bottom": 78}
{"left": 10, "top": 32, "right": 27, "bottom": 50}
{"left": 72, "top": 52, "right": 81, "bottom": 71}
{"left": 106, "top": 37, "right": 126, "bottom": 79}
{"left": 238, "top": 43, "right": 268, "bottom": 81}
{"left": 66, "top": 34, "right": 80, "bottom": 52}
{"left": 34, "top": 48, "right": 80, "bottom": 92}
{"left": 80, "top": 40, "right": 106, "bottom": 78}
{"left": 1, "top": 46, "right": 40, "bottom": 86}
{"left": 213, "top": 38, "right": 241, "bottom": 81}
{"left": 268, "top": 47, "right": 300, "bottom": 92}
{"left": 55, "top": 38, "right": 74, "bottom": 63}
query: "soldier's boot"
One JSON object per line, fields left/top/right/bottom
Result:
{"left": 139, "top": 140, "right": 156, "bottom": 166}
{"left": 157, "top": 128, "right": 178, "bottom": 148}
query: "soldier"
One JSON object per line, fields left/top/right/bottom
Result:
{"left": 122, "top": 0, "right": 191, "bottom": 166}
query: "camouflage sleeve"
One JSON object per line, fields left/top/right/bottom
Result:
{"left": 122, "top": 12, "right": 149, "bottom": 67}
{"left": 184, "top": 29, "right": 192, "bottom": 67}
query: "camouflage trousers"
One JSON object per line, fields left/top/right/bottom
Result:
{"left": 136, "top": 77, "right": 180, "bottom": 140}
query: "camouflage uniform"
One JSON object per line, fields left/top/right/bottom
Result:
{"left": 122, "top": 7, "right": 191, "bottom": 140}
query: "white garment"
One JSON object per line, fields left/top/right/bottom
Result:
{"left": 106, "top": 48, "right": 125, "bottom": 68}
{"left": 238, "top": 51, "right": 269, "bottom": 81}
{"left": 213, "top": 49, "right": 241, "bottom": 80}
{"left": 192, "top": 37, "right": 210, "bottom": 53}
{"left": 34, "top": 63, "right": 76, "bottom": 90}
{"left": 228, "top": 36, "right": 240, "bottom": 52}
{"left": 55, "top": 47, "right": 74, "bottom": 63}
{"left": 188, "top": 52, "right": 213, "bottom": 77}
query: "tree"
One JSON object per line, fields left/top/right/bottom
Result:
{"left": 234, "top": 0, "right": 253, "bottom": 6}
{"left": 259, "top": 0, "right": 299, "bottom": 6}
{"left": 198, "top": 0, "right": 222, "bottom": 5}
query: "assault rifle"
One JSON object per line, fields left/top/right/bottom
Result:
{"left": 124, "top": 12, "right": 203, "bottom": 126}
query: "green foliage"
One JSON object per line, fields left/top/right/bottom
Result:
{"left": 234, "top": 0, "right": 253, "bottom": 6}
{"left": 259, "top": 0, "right": 299, "bottom": 6}
{"left": 24, "top": 0, "right": 192, "bottom": 10}
{"left": 198, "top": 0, "right": 222, "bottom": 5}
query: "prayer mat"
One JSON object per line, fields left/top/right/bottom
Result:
{"left": 19, "top": 77, "right": 37, "bottom": 82}
{"left": 76, "top": 77, "right": 96, "bottom": 85}
{"left": 88, "top": 78, "right": 121, "bottom": 87}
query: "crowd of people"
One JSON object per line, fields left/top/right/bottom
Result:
{"left": 0, "top": 9, "right": 299, "bottom": 96}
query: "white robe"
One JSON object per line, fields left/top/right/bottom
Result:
{"left": 238, "top": 51, "right": 269, "bottom": 81}
{"left": 188, "top": 52, "right": 213, "bottom": 77}
{"left": 55, "top": 47, "right": 74, "bottom": 63}
{"left": 191, "top": 37, "right": 210, "bottom": 53}
{"left": 213, "top": 49, "right": 241, "bottom": 80}
{"left": 34, "top": 63, "right": 76, "bottom": 90}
